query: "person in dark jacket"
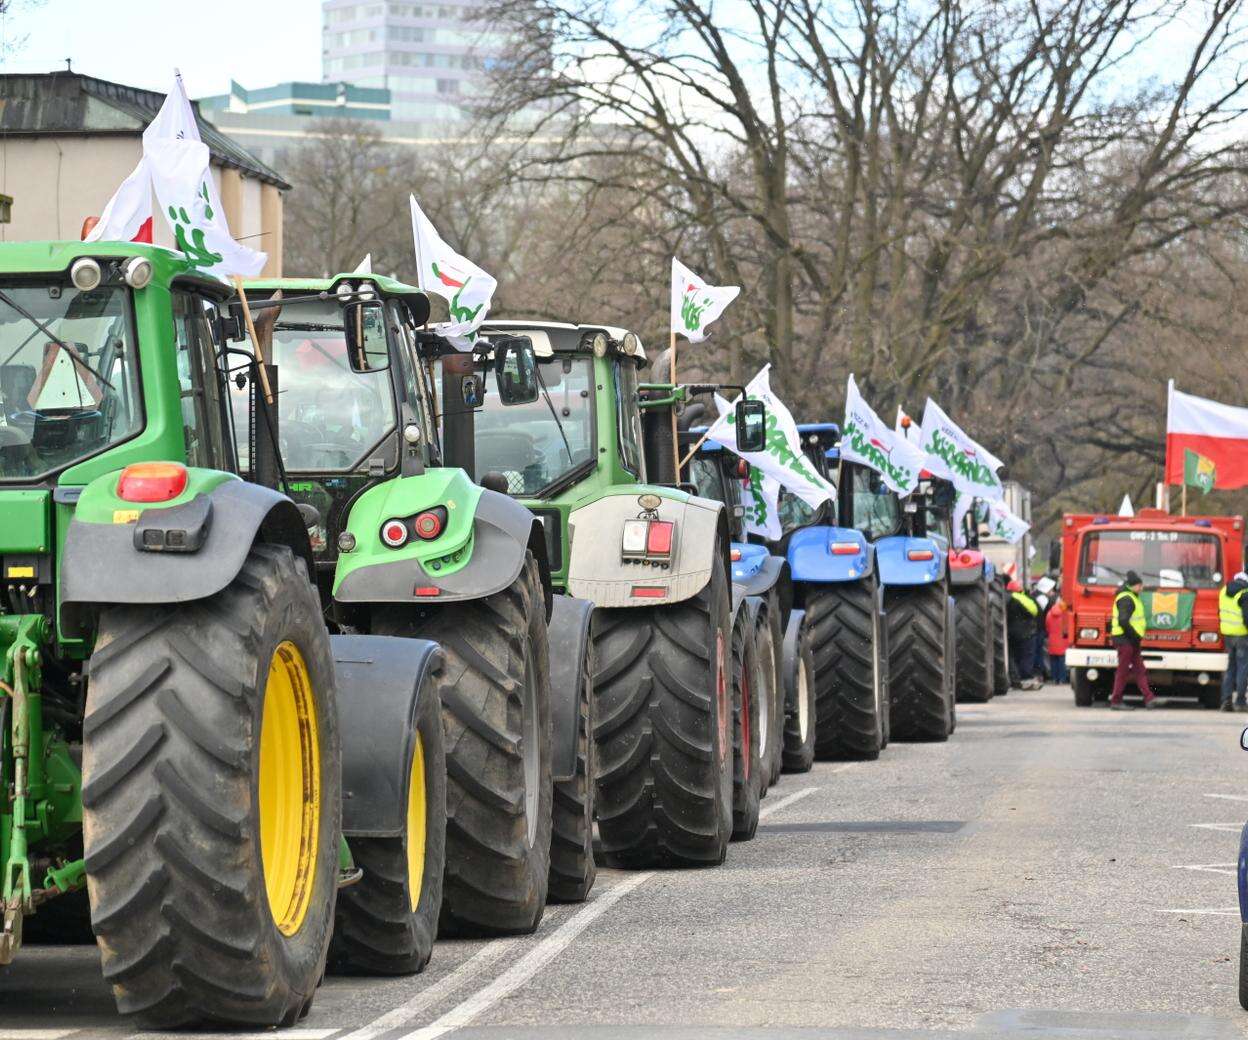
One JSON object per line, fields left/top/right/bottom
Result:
{"left": 1109, "top": 570, "right": 1157, "bottom": 711}
{"left": 1219, "top": 570, "right": 1248, "bottom": 712}
{"left": 1006, "top": 579, "right": 1039, "bottom": 687}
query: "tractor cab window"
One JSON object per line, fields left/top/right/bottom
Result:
{"left": 615, "top": 358, "right": 644, "bottom": 478}
{"left": 847, "top": 464, "right": 902, "bottom": 539}
{"left": 0, "top": 282, "right": 143, "bottom": 483}
{"left": 172, "top": 291, "right": 229, "bottom": 469}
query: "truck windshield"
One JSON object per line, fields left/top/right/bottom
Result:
{"left": 474, "top": 355, "right": 595, "bottom": 495}
{"left": 1078, "top": 530, "right": 1223, "bottom": 589}
{"left": 257, "top": 297, "right": 396, "bottom": 472}
{"left": 0, "top": 284, "right": 142, "bottom": 482}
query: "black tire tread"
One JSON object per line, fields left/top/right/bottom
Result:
{"left": 953, "top": 580, "right": 993, "bottom": 703}
{"left": 548, "top": 641, "right": 596, "bottom": 902}
{"left": 886, "top": 583, "right": 951, "bottom": 742}
{"left": 807, "top": 580, "right": 883, "bottom": 760}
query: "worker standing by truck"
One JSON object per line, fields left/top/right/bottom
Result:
{"left": 1007, "top": 579, "right": 1040, "bottom": 687}
{"left": 1110, "top": 571, "right": 1158, "bottom": 710}
{"left": 1219, "top": 571, "right": 1248, "bottom": 712}
{"left": 1046, "top": 596, "right": 1070, "bottom": 684}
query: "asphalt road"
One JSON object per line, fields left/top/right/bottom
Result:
{"left": 4, "top": 684, "right": 1246, "bottom": 1040}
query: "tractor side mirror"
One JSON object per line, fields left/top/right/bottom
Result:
{"left": 344, "top": 301, "right": 390, "bottom": 373}
{"left": 735, "top": 399, "right": 766, "bottom": 453}
{"left": 494, "top": 336, "right": 539, "bottom": 405}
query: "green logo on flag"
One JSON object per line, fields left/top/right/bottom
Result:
{"left": 1184, "top": 448, "right": 1216, "bottom": 494}
{"left": 680, "top": 286, "right": 710, "bottom": 332}
{"left": 1144, "top": 590, "right": 1194, "bottom": 631}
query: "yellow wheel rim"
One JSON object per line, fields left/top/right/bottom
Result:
{"left": 259, "top": 640, "right": 321, "bottom": 937}
{"left": 406, "top": 733, "right": 427, "bottom": 911}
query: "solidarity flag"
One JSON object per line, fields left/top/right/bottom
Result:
{"left": 671, "top": 258, "right": 740, "bottom": 343}
{"left": 841, "top": 375, "right": 926, "bottom": 495}
{"left": 704, "top": 365, "right": 835, "bottom": 511}
{"left": 1183, "top": 447, "right": 1216, "bottom": 495}
{"left": 918, "top": 398, "right": 1004, "bottom": 502}
{"left": 1166, "top": 381, "right": 1248, "bottom": 490}
{"left": 410, "top": 195, "right": 496, "bottom": 349}
{"left": 1143, "top": 590, "right": 1194, "bottom": 631}
{"left": 985, "top": 499, "right": 1029, "bottom": 544}
{"left": 87, "top": 73, "right": 265, "bottom": 279}
{"left": 354, "top": 254, "right": 373, "bottom": 274}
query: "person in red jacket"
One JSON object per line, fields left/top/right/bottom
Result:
{"left": 1046, "top": 595, "right": 1070, "bottom": 684}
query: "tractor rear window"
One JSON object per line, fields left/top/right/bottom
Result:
{"left": 1078, "top": 530, "right": 1223, "bottom": 589}
{"left": 0, "top": 284, "right": 142, "bottom": 482}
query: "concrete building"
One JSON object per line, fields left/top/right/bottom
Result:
{"left": 321, "top": 0, "right": 501, "bottom": 124}
{"left": 198, "top": 79, "right": 391, "bottom": 122}
{"left": 0, "top": 72, "right": 290, "bottom": 275}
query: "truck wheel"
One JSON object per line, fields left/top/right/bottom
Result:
{"left": 593, "top": 555, "right": 733, "bottom": 868}
{"left": 328, "top": 683, "right": 447, "bottom": 974}
{"left": 992, "top": 584, "right": 1008, "bottom": 697}
{"left": 753, "top": 594, "right": 784, "bottom": 793}
{"left": 376, "top": 553, "right": 552, "bottom": 935}
{"left": 781, "top": 614, "right": 816, "bottom": 773}
{"left": 83, "top": 544, "right": 340, "bottom": 1028}
{"left": 731, "top": 609, "right": 763, "bottom": 841}
{"left": 807, "top": 577, "right": 885, "bottom": 760}
{"left": 953, "top": 581, "right": 992, "bottom": 703}
{"left": 1072, "top": 667, "right": 1094, "bottom": 707}
{"left": 548, "top": 644, "right": 596, "bottom": 902}
{"left": 885, "top": 583, "right": 951, "bottom": 742}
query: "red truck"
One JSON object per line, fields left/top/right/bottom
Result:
{"left": 1060, "top": 508, "right": 1243, "bottom": 707}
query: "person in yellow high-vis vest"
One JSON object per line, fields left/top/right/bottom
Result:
{"left": 1109, "top": 570, "right": 1157, "bottom": 710}
{"left": 1219, "top": 571, "right": 1248, "bottom": 712}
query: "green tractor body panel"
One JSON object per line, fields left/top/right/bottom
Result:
{"left": 0, "top": 490, "right": 50, "bottom": 554}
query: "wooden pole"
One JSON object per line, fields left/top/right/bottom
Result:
{"left": 232, "top": 274, "right": 274, "bottom": 405}
{"left": 1181, "top": 480, "right": 1187, "bottom": 517}
{"left": 669, "top": 328, "right": 680, "bottom": 481}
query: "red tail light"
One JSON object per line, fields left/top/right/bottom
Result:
{"left": 414, "top": 507, "right": 446, "bottom": 540}
{"left": 631, "top": 585, "right": 666, "bottom": 598}
{"left": 381, "top": 519, "right": 409, "bottom": 548}
{"left": 830, "top": 542, "right": 859, "bottom": 555}
{"left": 414, "top": 585, "right": 441, "bottom": 597}
{"left": 959, "top": 552, "right": 972, "bottom": 564}
{"left": 730, "top": 548, "right": 742, "bottom": 562}
{"left": 117, "top": 462, "right": 188, "bottom": 503}
{"left": 907, "top": 549, "right": 935, "bottom": 561}
{"left": 646, "top": 520, "right": 674, "bottom": 556}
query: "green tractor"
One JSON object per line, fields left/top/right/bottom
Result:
{"left": 425, "top": 321, "right": 770, "bottom": 862}
{"left": 237, "top": 275, "right": 595, "bottom": 923}
{"left": 0, "top": 242, "right": 448, "bottom": 1026}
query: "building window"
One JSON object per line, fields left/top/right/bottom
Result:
{"left": 436, "top": 78, "right": 459, "bottom": 94}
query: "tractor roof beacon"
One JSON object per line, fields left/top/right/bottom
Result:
{"left": 241, "top": 275, "right": 598, "bottom": 924}
{"left": 431, "top": 320, "right": 761, "bottom": 867}
{"left": 0, "top": 241, "right": 360, "bottom": 1028}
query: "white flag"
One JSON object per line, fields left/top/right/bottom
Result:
{"left": 918, "top": 398, "right": 1005, "bottom": 502}
{"left": 354, "top": 254, "right": 373, "bottom": 274}
{"left": 704, "top": 365, "right": 834, "bottom": 510}
{"left": 952, "top": 492, "right": 974, "bottom": 549}
{"left": 84, "top": 157, "right": 152, "bottom": 243}
{"left": 671, "top": 258, "right": 740, "bottom": 344}
{"left": 985, "top": 499, "right": 1029, "bottom": 543}
{"left": 1118, "top": 494, "right": 1134, "bottom": 517}
{"left": 840, "top": 375, "right": 927, "bottom": 496}
{"left": 410, "top": 194, "right": 496, "bottom": 349}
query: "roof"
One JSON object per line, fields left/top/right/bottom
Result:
{"left": 483, "top": 319, "right": 648, "bottom": 362}
{"left": 0, "top": 72, "right": 290, "bottom": 190}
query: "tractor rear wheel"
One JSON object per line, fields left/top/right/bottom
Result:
{"left": 328, "top": 682, "right": 447, "bottom": 974}
{"left": 83, "top": 544, "right": 340, "bottom": 1028}
{"left": 376, "top": 553, "right": 552, "bottom": 936}
{"left": 885, "top": 583, "right": 951, "bottom": 742}
{"left": 807, "top": 577, "right": 885, "bottom": 760}
{"left": 992, "top": 583, "right": 1008, "bottom": 698}
{"left": 781, "top": 614, "right": 816, "bottom": 773}
{"left": 953, "top": 581, "right": 993, "bottom": 703}
{"left": 547, "top": 644, "right": 596, "bottom": 902}
{"left": 731, "top": 609, "right": 763, "bottom": 841}
{"left": 753, "top": 594, "right": 784, "bottom": 793}
{"left": 592, "top": 556, "right": 733, "bottom": 868}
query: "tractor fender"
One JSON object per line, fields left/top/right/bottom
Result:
{"left": 786, "top": 525, "right": 874, "bottom": 585}
{"left": 331, "top": 633, "right": 443, "bottom": 836}
{"left": 335, "top": 488, "right": 551, "bottom": 618}
{"left": 60, "top": 479, "right": 313, "bottom": 635}
{"left": 549, "top": 594, "right": 593, "bottom": 783}
{"left": 565, "top": 490, "right": 724, "bottom": 608}
{"left": 732, "top": 544, "right": 792, "bottom": 620}
{"left": 875, "top": 534, "right": 947, "bottom": 587}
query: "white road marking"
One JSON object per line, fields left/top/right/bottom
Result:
{"left": 142, "top": 1032, "right": 340, "bottom": 1040}
{"left": 1154, "top": 907, "right": 1240, "bottom": 915}
{"left": 0, "top": 1030, "right": 82, "bottom": 1039}
{"left": 396, "top": 873, "right": 652, "bottom": 1040}
{"left": 1206, "top": 793, "right": 1248, "bottom": 803}
{"left": 337, "top": 942, "right": 510, "bottom": 1040}
{"left": 1191, "top": 822, "right": 1243, "bottom": 833}
{"left": 759, "top": 785, "right": 819, "bottom": 820}
{"left": 1173, "top": 863, "right": 1238, "bottom": 877}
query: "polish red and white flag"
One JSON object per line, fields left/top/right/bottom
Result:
{"left": 1165, "top": 380, "right": 1248, "bottom": 489}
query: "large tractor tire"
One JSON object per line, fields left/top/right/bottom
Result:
{"left": 753, "top": 593, "right": 785, "bottom": 793}
{"left": 82, "top": 544, "right": 340, "bottom": 1028}
{"left": 328, "top": 684, "right": 447, "bottom": 975}
{"left": 730, "top": 608, "right": 763, "bottom": 842}
{"left": 376, "top": 554, "right": 552, "bottom": 936}
{"left": 953, "top": 580, "right": 993, "bottom": 703}
{"left": 807, "top": 577, "right": 885, "bottom": 761}
{"left": 548, "top": 645, "right": 596, "bottom": 903}
{"left": 885, "top": 583, "right": 951, "bottom": 742}
{"left": 781, "top": 613, "right": 816, "bottom": 773}
{"left": 991, "top": 583, "right": 1008, "bottom": 698}
{"left": 592, "top": 556, "right": 733, "bottom": 868}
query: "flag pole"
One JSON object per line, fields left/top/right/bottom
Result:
{"left": 233, "top": 274, "right": 274, "bottom": 404}
{"left": 669, "top": 327, "right": 680, "bottom": 480}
